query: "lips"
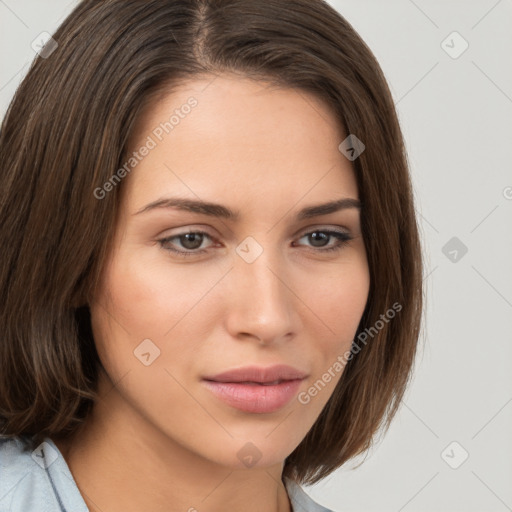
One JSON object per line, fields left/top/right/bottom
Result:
{"left": 203, "top": 364, "right": 308, "bottom": 384}
{"left": 202, "top": 365, "right": 308, "bottom": 413}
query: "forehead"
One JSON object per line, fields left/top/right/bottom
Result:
{"left": 122, "top": 74, "right": 358, "bottom": 212}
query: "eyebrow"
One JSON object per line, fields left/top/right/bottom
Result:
{"left": 134, "top": 196, "right": 361, "bottom": 220}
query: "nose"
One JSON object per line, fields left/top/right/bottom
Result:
{"left": 223, "top": 245, "right": 299, "bottom": 346}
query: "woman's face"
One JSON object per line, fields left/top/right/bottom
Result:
{"left": 89, "top": 74, "right": 370, "bottom": 470}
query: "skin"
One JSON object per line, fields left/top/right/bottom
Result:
{"left": 54, "top": 74, "right": 370, "bottom": 512}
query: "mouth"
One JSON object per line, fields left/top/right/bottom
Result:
{"left": 202, "top": 365, "right": 308, "bottom": 413}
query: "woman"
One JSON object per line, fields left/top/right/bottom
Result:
{"left": 0, "top": 1, "right": 423, "bottom": 511}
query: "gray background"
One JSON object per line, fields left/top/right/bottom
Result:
{"left": 1, "top": 1, "right": 511, "bottom": 511}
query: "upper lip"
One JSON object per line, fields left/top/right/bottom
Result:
{"left": 203, "top": 365, "right": 308, "bottom": 384}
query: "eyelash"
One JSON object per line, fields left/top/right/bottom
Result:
{"left": 157, "top": 228, "right": 353, "bottom": 258}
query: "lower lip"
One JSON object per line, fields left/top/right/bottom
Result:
{"left": 202, "top": 379, "right": 304, "bottom": 413}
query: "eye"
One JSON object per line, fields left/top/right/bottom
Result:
{"left": 158, "top": 230, "right": 214, "bottom": 257}
{"left": 294, "top": 229, "right": 353, "bottom": 253}
{"left": 157, "top": 228, "right": 353, "bottom": 258}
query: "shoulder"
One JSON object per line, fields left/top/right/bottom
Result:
{"left": 0, "top": 435, "right": 61, "bottom": 512}
{"left": 284, "top": 477, "right": 338, "bottom": 512}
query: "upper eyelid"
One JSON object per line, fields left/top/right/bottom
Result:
{"left": 160, "top": 224, "right": 351, "bottom": 237}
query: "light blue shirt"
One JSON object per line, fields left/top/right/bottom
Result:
{"left": 0, "top": 436, "right": 335, "bottom": 512}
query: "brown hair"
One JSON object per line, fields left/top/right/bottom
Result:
{"left": 0, "top": 0, "right": 423, "bottom": 484}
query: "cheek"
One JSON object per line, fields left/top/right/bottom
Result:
{"left": 307, "top": 258, "right": 369, "bottom": 337}
{"left": 95, "top": 249, "right": 225, "bottom": 340}
{"left": 292, "top": 269, "right": 369, "bottom": 418}
{"left": 301, "top": 256, "right": 370, "bottom": 393}
{"left": 88, "top": 252, "right": 217, "bottom": 411}
{"left": 89, "top": 249, "right": 232, "bottom": 388}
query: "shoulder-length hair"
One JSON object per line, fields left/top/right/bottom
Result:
{"left": 0, "top": 0, "right": 423, "bottom": 485}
